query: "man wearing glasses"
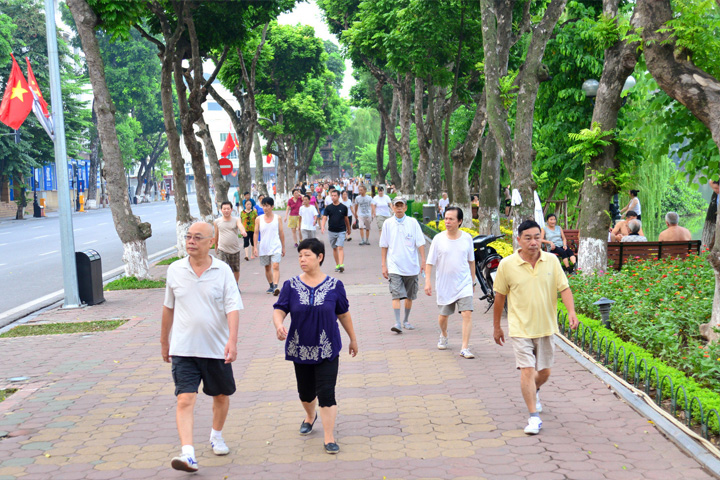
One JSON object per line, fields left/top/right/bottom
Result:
{"left": 161, "top": 221, "right": 243, "bottom": 472}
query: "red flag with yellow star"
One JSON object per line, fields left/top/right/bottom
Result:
{"left": 0, "top": 54, "right": 33, "bottom": 130}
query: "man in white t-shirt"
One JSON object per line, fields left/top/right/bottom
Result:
{"left": 437, "top": 192, "right": 450, "bottom": 220}
{"left": 299, "top": 194, "right": 319, "bottom": 239}
{"left": 425, "top": 207, "right": 477, "bottom": 359}
{"left": 354, "top": 184, "right": 373, "bottom": 245}
{"left": 380, "top": 197, "right": 426, "bottom": 333}
{"left": 371, "top": 186, "right": 393, "bottom": 231}
{"left": 161, "top": 221, "right": 243, "bottom": 472}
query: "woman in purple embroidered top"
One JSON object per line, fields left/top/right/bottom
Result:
{"left": 273, "top": 238, "right": 358, "bottom": 455}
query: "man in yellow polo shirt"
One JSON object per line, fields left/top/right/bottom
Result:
{"left": 492, "top": 220, "right": 579, "bottom": 435}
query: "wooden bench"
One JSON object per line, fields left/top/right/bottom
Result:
{"left": 607, "top": 240, "right": 701, "bottom": 270}
{"left": 543, "top": 229, "right": 579, "bottom": 254}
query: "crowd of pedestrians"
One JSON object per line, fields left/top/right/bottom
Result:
{"left": 162, "top": 177, "right": 586, "bottom": 473}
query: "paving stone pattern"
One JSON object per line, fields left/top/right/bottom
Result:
{"left": 0, "top": 233, "right": 716, "bottom": 479}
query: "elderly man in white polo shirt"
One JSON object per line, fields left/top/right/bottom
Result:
{"left": 161, "top": 221, "right": 243, "bottom": 473}
{"left": 380, "top": 196, "right": 426, "bottom": 333}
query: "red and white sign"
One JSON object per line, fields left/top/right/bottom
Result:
{"left": 219, "top": 157, "right": 233, "bottom": 176}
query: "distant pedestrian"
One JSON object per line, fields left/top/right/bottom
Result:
{"left": 492, "top": 219, "right": 579, "bottom": 435}
{"left": 254, "top": 197, "right": 286, "bottom": 296}
{"left": 240, "top": 200, "right": 257, "bottom": 261}
{"left": 341, "top": 190, "right": 354, "bottom": 241}
{"left": 213, "top": 201, "right": 248, "bottom": 286}
{"left": 353, "top": 184, "right": 373, "bottom": 245}
{"left": 321, "top": 189, "right": 351, "bottom": 273}
{"left": 371, "top": 186, "right": 392, "bottom": 232}
{"left": 286, "top": 189, "right": 303, "bottom": 248}
{"left": 380, "top": 197, "right": 426, "bottom": 333}
{"left": 272, "top": 239, "right": 358, "bottom": 455}
{"left": 437, "top": 192, "right": 449, "bottom": 220}
{"left": 233, "top": 187, "right": 241, "bottom": 212}
{"left": 255, "top": 194, "right": 265, "bottom": 216}
{"left": 424, "top": 207, "right": 476, "bottom": 359}
{"left": 161, "top": 221, "right": 243, "bottom": 473}
{"left": 299, "top": 194, "right": 319, "bottom": 240}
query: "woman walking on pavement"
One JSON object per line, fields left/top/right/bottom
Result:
{"left": 272, "top": 238, "right": 359, "bottom": 454}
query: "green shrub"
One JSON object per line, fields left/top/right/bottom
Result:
{"left": 0, "top": 320, "right": 128, "bottom": 338}
{"left": 559, "top": 306, "right": 720, "bottom": 434}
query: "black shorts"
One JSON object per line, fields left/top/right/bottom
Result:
{"left": 171, "top": 356, "right": 236, "bottom": 397}
{"left": 551, "top": 246, "right": 575, "bottom": 259}
{"left": 243, "top": 234, "right": 255, "bottom": 248}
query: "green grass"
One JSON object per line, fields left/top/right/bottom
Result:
{"left": 104, "top": 276, "right": 165, "bottom": 291}
{"left": 0, "top": 320, "right": 128, "bottom": 338}
{"left": 156, "top": 256, "right": 180, "bottom": 266}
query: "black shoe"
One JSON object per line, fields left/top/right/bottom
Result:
{"left": 299, "top": 413, "right": 317, "bottom": 435}
{"left": 324, "top": 442, "right": 340, "bottom": 454}
{"left": 273, "top": 284, "right": 281, "bottom": 296}
{"left": 391, "top": 325, "right": 402, "bottom": 334}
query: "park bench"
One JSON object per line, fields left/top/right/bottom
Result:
{"left": 607, "top": 240, "right": 701, "bottom": 270}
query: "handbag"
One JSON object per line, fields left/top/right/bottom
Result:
{"left": 352, "top": 218, "right": 359, "bottom": 230}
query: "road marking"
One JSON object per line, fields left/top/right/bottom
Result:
{"left": 31, "top": 226, "right": 43, "bottom": 230}
{"left": 98, "top": 222, "right": 108, "bottom": 226}
{"left": 83, "top": 240, "right": 97, "bottom": 245}
{"left": 36, "top": 235, "right": 50, "bottom": 239}
{"left": 75, "top": 228, "right": 84, "bottom": 232}
{"left": 39, "top": 250, "right": 58, "bottom": 256}
{"left": 163, "top": 220, "right": 171, "bottom": 224}
{"left": 0, "top": 243, "right": 6, "bottom": 247}
{"left": 0, "top": 263, "right": 6, "bottom": 267}
{"left": 0, "top": 232, "right": 10, "bottom": 236}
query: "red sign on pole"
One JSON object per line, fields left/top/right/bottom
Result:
{"left": 219, "top": 157, "right": 233, "bottom": 176}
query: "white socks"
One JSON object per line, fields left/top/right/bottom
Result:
{"left": 210, "top": 429, "right": 223, "bottom": 440}
{"left": 181, "top": 445, "right": 195, "bottom": 458}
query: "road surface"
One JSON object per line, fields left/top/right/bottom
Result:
{"left": 0, "top": 196, "right": 200, "bottom": 314}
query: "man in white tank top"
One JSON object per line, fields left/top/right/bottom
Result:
{"left": 253, "top": 197, "right": 286, "bottom": 296}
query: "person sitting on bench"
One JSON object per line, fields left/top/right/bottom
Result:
{"left": 620, "top": 219, "right": 647, "bottom": 242}
{"left": 541, "top": 213, "right": 576, "bottom": 270}
{"left": 658, "top": 212, "right": 692, "bottom": 242}
{"left": 611, "top": 210, "right": 645, "bottom": 241}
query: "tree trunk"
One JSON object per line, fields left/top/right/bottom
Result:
{"left": 68, "top": 0, "right": 152, "bottom": 278}
{"left": 449, "top": 93, "right": 488, "bottom": 229}
{"left": 196, "top": 115, "right": 229, "bottom": 208}
{"left": 173, "top": 46, "right": 212, "bottom": 221}
{"left": 385, "top": 92, "right": 401, "bottom": 188}
{"left": 375, "top": 115, "right": 388, "bottom": 184}
{"left": 138, "top": 9, "right": 193, "bottom": 256}
{"left": 87, "top": 104, "right": 99, "bottom": 206}
{"left": 482, "top": 0, "right": 566, "bottom": 242}
{"left": 577, "top": 1, "right": 639, "bottom": 274}
{"left": 414, "top": 78, "right": 432, "bottom": 200}
{"left": 477, "top": 134, "right": 501, "bottom": 235}
{"left": 13, "top": 172, "right": 26, "bottom": 220}
{"left": 134, "top": 158, "right": 146, "bottom": 197}
{"left": 702, "top": 194, "right": 717, "bottom": 249}
{"left": 253, "top": 131, "right": 268, "bottom": 196}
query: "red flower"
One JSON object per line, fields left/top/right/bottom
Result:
{"left": 645, "top": 289, "right": 650, "bottom": 292}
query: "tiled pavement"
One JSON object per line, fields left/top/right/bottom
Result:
{"left": 0, "top": 232, "right": 716, "bottom": 479}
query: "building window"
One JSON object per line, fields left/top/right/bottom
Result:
{"left": 207, "top": 102, "right": 222, "bottom": 111}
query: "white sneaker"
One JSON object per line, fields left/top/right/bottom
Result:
{"left": 524, "top": 416, "right": 542, "bottom": 435}
{"left": 437, "top": 335, "right": 448, "bottom": 350}
{"left": 211, "top": 437, "right": 229, "bottom": 455}
{"left": 171, "top": 453, "right": 198, "bottom": 472}
{"left": 459, "top": 348, "right": 475, "bottom": 359}
{"left": 536, "top": 391, "right": 542, "bottom": 413}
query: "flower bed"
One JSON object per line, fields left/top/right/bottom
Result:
{"left": 426, "top": 219, "right": 514, "bottom": 258}
{"left": 569, "top": 254, "right": 720, "bottom": 391}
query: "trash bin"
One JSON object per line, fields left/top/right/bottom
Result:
{"left": 76, "top": 250, "right": 105, "bottom": 306}
{"left": 423, "top": 204, "right": 436, "bottom": 224}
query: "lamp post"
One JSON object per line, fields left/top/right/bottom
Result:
{"left": 593, "top": 297, "right": 616, "bottom": 329}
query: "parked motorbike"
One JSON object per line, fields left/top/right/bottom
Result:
{"left": 473, "top": 234, "right": 504, "bottom": 312}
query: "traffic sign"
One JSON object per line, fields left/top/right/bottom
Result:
{"left": 219, "top": 157, "right": 232, "bottom": 176}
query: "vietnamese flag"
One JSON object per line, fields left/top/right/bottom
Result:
{"left": 0, "top": 54, "right": 33, "bottom": 130}
{"left": 220, "top": 132, "right": 237, "bottom": 158}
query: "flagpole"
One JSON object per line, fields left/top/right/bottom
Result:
{"left": 44, "top": 0, "right": 80, "bottom": 308}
